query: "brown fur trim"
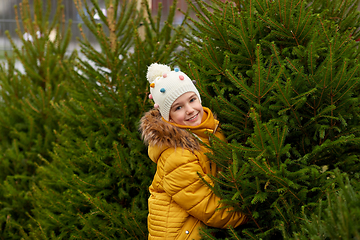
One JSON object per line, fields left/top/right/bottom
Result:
{"left": 139, "top": 109, "right": 200, "bottom": 152}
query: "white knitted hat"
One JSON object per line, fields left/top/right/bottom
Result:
{"left": 147, "top": 63, "right": 201, "bottom": 121}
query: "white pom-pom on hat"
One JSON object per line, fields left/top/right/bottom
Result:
{"left": 146, "top": 63, "right": 171, "bottom": 84}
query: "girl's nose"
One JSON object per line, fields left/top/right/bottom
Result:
{"left": 185, "top": 105, "right": 194, "bottom": 114}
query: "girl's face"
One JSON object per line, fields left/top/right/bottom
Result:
{"left": 169, "top": 92, "right": 204, "bottom": 126}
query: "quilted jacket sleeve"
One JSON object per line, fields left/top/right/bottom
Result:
{"left": 162, "top": 148, "right": 248, "bottom": 229}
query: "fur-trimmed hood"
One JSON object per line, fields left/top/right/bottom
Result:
{"left": 139, "top": 107, "right": 222, "bottom": 158}
{"left": 139, "top": 108, "right": 201, "bottom": 152}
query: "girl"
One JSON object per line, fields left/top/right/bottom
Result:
{"left": 140, "top": 63, "right": 247, "bottom": 239}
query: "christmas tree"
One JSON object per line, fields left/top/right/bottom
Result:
{"left": 0, "top": 0, "right": 74, "bottom": 238}
{"left": 27, "top": 0, "right": 188, "bottom": 238}
{"left": 291, "top": 169, "right": 360, "bottom": 240}
{"left": 178, "top": 0, "right": 360, "bottom": 238}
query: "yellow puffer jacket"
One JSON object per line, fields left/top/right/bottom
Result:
{"left": 140, "top": 107, "right": 248, "bottom": 240}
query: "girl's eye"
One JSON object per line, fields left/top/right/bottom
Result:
{"left": 175, "top": 106, "right": 181, "bottom": 111}
{"left": 190, "top": 97, "right": 196, "bottom": 102}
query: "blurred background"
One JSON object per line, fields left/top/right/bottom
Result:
{"left": 0, "top": 0, "right": 191, "bottom": 55}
